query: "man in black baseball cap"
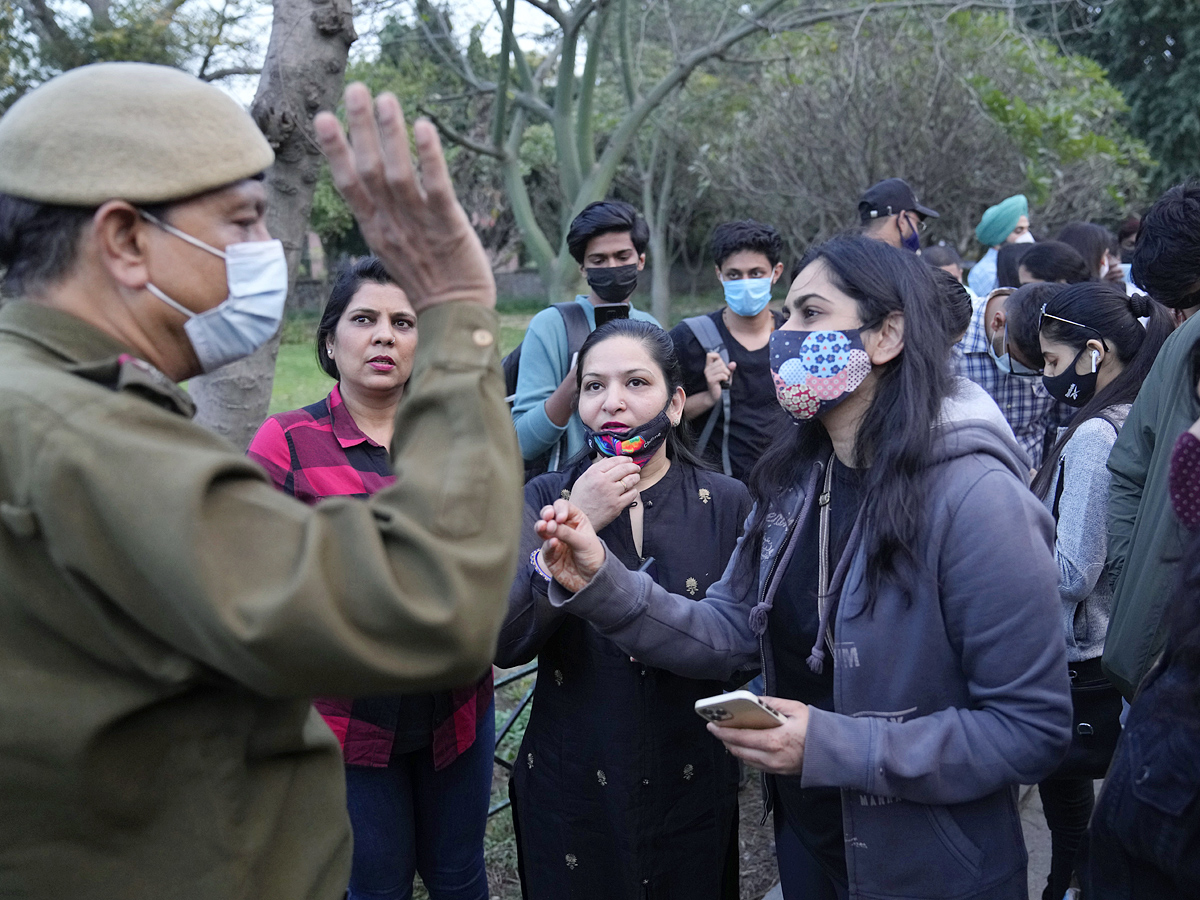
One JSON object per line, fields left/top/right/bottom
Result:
{"left": 858, "top": 177, "right": 939, "bottom": 252}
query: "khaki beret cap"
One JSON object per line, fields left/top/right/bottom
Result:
{"left": 0, "top": 62, "right": 274, "bottom": 206}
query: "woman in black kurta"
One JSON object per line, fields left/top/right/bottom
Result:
{"left": 497, "top": 319, "right": 752, "bottom": 900}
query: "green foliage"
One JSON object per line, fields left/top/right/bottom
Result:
{"left": 968, "top": 21, "right": 1153, "bottom": 208}
{"left": 311, "top": 4, "right": 535, "bottom": 269}
{"left": 698, "top": 11, "right": 1153, "bottom": 255}
{"left": 4, "top": 0, "right": 262, "bottom": 113}
{"left": 0, "top": 0, "right": 39, "bottom": 110}
{"left": 1065, "top": 0, "right": 1200, "bottom": 192}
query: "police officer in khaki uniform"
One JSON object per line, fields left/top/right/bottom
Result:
{"left": 0, "top": 64, "right": 521, "bottom": 899}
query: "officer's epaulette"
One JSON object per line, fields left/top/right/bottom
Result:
{"left": 68, "top": 353, "right": 196, "bottom": 418}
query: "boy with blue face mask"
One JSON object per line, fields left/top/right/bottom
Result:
{"left": 669, "top": 220, "right": 788, "bottom": 481}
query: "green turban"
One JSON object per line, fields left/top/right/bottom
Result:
{"left": 975, "top": 194, "right": 1029, "bottom": 247}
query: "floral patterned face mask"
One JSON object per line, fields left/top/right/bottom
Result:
{"left": 769, "top": 328, "right": 873, "bottom": 420}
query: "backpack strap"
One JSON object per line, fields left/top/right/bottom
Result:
{"left": 682, "top": 315, "right": 732, "bottom": 476}
{"left": 541, "top": 301, "right": 592, "bottom": 472}
{"left": 554, "top": 301, "right": 591, "bottom": 359}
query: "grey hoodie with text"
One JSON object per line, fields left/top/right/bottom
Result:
{"left": 548, "top": 385, "right": 1071, "bottom": 900}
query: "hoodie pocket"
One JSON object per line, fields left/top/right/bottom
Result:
{"left": 848, "top": 796, "right": 995, "bottom": 898}
{"left": 924, "top": 804, "right": 984, "bottom": 879}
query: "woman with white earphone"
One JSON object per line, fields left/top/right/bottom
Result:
{"left": 1029, "top": 281, "right": 1174, "bottom": 900}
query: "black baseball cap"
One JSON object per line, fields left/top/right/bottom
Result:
{"left": 858, "top": 178, "right": 940, "bottom": 224}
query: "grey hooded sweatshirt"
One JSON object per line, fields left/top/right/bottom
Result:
{"left": 547, "top": 393, "right": 1071, "bottom": 900}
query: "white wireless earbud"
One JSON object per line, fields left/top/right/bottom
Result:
{"left": 1091, "top": 349, "right": 1100, "bottom": 373}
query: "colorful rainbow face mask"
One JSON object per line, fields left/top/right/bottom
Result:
{"left": 583, "top": 409, "right": 672, "bottom": 467}
{"left": 769, "top": 329, "right": 873, "bottom": 420}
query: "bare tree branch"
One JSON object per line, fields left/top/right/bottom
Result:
{"left": 155, "top": 0, "right": 192, "bottom": 26}
{"left": 200, "top": 66, "right": 263, "bottom": 80}
{"left": 81, "top": 0, "right": 113, "bottom": 28}
{"left": 522, "top": 0, "right": 568, "bottom": 28}
{"left": 491, "top": 0, "right": 516, "bottom": 148}
{"left": 419, "top": 108, "right": 508, "bottom": 160}
{"left": 15, "top": 0, "right": 70, "bottom": 48}
{"left": 197, "top": 0, "right": 232, "bottom": 80}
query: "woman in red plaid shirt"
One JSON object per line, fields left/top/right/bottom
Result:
{"left": 248, "top": 257, "right": 494, "bottom": 900}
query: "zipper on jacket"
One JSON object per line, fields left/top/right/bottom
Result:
{"left": 755, "top": 506, "right": 803, "bottom": 827}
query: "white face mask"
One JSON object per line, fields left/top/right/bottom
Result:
{"left": 141, "top": 211, "right": 288, "bottom": 373}
{"left": 1012, "top": 231, "right": 1036, "bottom": 245}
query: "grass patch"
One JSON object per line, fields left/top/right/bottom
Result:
{"left": 270, "top": 343, "right": 332, "bottom": 415}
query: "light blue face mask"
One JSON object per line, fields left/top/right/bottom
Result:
{"left": 722, "top": 277, "right": 773, "bottom": 317}
{"left": 140, "top": 211, "right": 288, "bottom": 373}
{"left": 987, "top": 322, "right": 1041, "bottom": 377}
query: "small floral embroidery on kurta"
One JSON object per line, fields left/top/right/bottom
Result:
{"left": 561, "top": 489, "right": 572, "bottom": 500}
{"left": 566, "top": 854, "right": 578, "bottom": 870}
{"left": 683, "top": 764, "right": 694, "bottom": 781}
{"left": 527, "top": 753, "right": 534, "bottom": 769}
{"left": 698, "top": 488, "right": 711, "bottom": 504}
{"left": 554, "top": 669, "right": 564, "bottom": 686}
{"left": 685, "top": 577, "right": 698, "bottom": 596}
{"left": 597, "top": 770, "right": 607, "bottom": 786}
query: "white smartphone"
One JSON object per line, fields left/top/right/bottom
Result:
{"left": 694, "top": 690, "right": 785, "bottom": 729}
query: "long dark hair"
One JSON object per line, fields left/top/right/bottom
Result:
{"left": 996, "top": 242, "right": 1033, "bottom": 288}
{"left": 1056, "top": 222, "right": 1117, "bottom": 280}
{"left": 1030, "top": 283, "right": 1174, "bottom": 500}
{"left": 741, "top": 234, "right": 953, "bottom": 606}
{"left": 1020, "top": 241, "right": 1092, "bottom": 284}
{"left": 315, "top": 256, "right": 397, "bottom": 379}
{"left": 570, "top": 318, "right": 707, "bottom": 470}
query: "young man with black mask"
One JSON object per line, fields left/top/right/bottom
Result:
{"left": 670, "top": 220, "right": 788, "bottom": 481}
{"left": 511, "top": 200, "right": 661, "bottom": 469}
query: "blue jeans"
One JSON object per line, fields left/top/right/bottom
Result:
{"left": 345, "top": 702, "right": 495, "bottom": 900}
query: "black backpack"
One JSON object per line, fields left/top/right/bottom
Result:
{"left": 503, "top": 301, "right": 591, "bottom": 481}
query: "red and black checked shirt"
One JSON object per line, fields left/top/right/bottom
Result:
{"left": 247, "top": 384, "right": 492, "bottom": 769}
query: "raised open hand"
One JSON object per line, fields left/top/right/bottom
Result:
{"left": 313, "top": 84, "right": 495, "bottom": 312}
{"left": 534, "top": 500, "right": 606, "bottom": 593}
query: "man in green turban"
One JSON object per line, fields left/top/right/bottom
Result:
{"left": 968, "top": 194, "right": 1034, "bottom": 295}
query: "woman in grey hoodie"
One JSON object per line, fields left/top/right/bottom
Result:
{"left": 531, "top": 235, "right": 1073, "bottom": 900}
{"left": 1030, "top": 282, "right": 1173, "bottom": 900}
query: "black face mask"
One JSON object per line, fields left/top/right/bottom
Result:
{"left": 1042, "top": 347, "right": 1098, "bottom": 408}
{"left": 586, "top": 264, "right": 639, "bottom": 303}
{"left": 582, "top": 407, "right": 673, "bottom": 467}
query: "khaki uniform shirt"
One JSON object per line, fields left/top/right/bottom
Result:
{"left": 0, "top": 299, "right": 521, "bottom": 899}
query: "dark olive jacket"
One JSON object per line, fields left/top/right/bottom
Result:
{"left": 0, "top": 299, "right": 521, "bottom": 899}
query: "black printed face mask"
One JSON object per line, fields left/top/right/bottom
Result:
{"left": 585, "top": 264, "right": 639, "bottom": 303}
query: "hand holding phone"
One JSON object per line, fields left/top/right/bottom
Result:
{"left": 695, "top": 690, "right": 785, "bottom": 729}
{"left": 700, "top": 694, "right": 810, "bottom": 776}
{"left": 594, "top": 303, "right": 631, "bottom": 328}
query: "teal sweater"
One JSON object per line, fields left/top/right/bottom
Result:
{"left": 510, "top": 295, "right": 660, "bottom": 462}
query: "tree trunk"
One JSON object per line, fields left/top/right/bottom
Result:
{"left": 189, "top": 0, "right": 355, "bottom": 451}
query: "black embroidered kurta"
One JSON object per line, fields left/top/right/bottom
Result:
{"left": 498, "top": 458, "right": 752, "bottom": 900}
